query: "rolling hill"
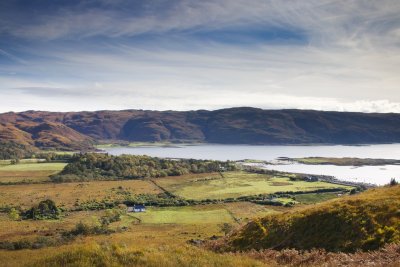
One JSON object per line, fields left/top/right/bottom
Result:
{"left": 214, "top": 185, "right": 400, "bottom": 252}
{"left": 1, "top": 107, "right": 400, "bottom": 151}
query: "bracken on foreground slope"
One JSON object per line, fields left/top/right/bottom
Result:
{"left": 215, "top": 185, "right": 400, "bottom": 253}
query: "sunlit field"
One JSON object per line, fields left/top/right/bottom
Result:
{"left": 155, "top": 171, "right": 351, "bottom": 200}
{"left": 0, "top": 162, "right": 66, "bottom": 183}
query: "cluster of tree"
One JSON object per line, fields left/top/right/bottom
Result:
{"left": 23, "top": 199, "right": 61, "bottom": 220}
{"left": 5, "top": 200, "right": 62, "bottom": 221}
{"left": 51, "top": 153, "right": 237, "bottom": 182}
{"left": 390, "top": 178, "right": 398, "bottom": 186}
{"left": 34, "top": 152, "right": 74, "bottom": 162}
{"left": 0, "top": 141, "right": 75, "bottom": 162}
{"left": 0, "top": 142, "right": 35, "bottom": 160}
{"left": 67, "top": 210, "right": 122, "bottom": 236}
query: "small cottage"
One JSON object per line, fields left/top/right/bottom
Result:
{"left": 127, "top": 205, "right": 146, "bottom": 213}
{"left": 305, "top": 176, "right": 319, "bottom": 182}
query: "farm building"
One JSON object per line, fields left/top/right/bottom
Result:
{"left": 127, "top": 205, "right": 146, "bottom": 213}
{"left": 305, "top": 176, "right": 319, "bottom": 182}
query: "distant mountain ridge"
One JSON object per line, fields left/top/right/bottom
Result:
{"left": 1, "top": 107, "right": 400, "bottom": 150}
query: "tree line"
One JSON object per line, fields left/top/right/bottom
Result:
{"left": 0, "top": 142, "right": 35, "bottom": 160}
{"left": 51, "top": 153, "right": 237, "bottom": 182}
{"left": 0, "top": 141, "right": 74, "bottom": 162}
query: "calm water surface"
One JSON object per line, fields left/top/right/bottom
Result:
{"left": 103, "top": 144, "right": 400, "bottom": 185}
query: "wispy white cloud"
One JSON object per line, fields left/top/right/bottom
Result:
{"left": 0, "top": 48, "right": 27, "bottom": 64}
{"left": 2, "top": 0, "right": 399, "bottom": 47}
{"left": 0, "top": 0, "right": 399, "bottom": 112}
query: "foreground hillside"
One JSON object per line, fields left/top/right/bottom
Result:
{"left": 1, "top": 108, "right": 400, "bottom": 150}
{"left": 215, "top": 185, "right": 400, "bottom": 253}
{"left": 0, "top": 156, "right": 398, "bottom": 266}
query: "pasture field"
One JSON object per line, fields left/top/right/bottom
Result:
{"left": 121, "top": 203, "right": 278, "bottom": 225}
{"left": 126, "top": 206, "right": 234, "bottom": 224}
{"left": 0, "top": 180, "right": 162, "bottom": 209}
{"left": 0, "top": 162, "right": 66, "bottom": 171}
{"left": 155, "top": 171, "right": 351, "bottom": 200}
{"left": 293, "top": 192, "right": 341, "bottom": 204}
{"left": 0, "top": 162, "right": 66, "bottom": 183}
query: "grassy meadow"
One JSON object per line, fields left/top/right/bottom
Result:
{"left": 127, "top": 206, "right": 233, "bottom": 224}
{"left": 0, "top": 161, "right": 66, "bottom": 183}
{"left": 155, "top": 171, "right": 351, "bottom": 200}
{"left": 122, "top": 203, "right": 280, "bottom": 225}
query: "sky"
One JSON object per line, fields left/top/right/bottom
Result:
{"left": 0, "top": 0, "right": 400, "bottom": 113}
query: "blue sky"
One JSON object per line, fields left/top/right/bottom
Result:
{"left": 1, "top": 0, "right": 400, "bottom": 112}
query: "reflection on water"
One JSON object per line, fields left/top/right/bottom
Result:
{"left": 259, "top": 163, "right": 400, "bottom": 186}
{"left": 103, "top": 144, "right": 400, "bottom": 185}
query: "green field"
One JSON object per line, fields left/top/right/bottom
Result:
{"left": 0, "top": 162, "right": 67, "bottom": 183}
{"left": 0, "top": 159, "right": 46, "bottom": 165}
{"left": 0, "top": 162, "right": 66, "bottom": 171}
{"left": 273, "top": 197, "right": 298, "bottom": 205}
{"left": 294, "top": 192, "right": 342, "bottom": 204}
{"left": 125, "top": 206, "right": 234, "bottom": 224}
{"left": 155, "top": 171, "right": 351, "bottom": 200}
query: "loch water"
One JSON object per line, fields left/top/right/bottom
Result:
{"left": 103, "top": 144, "right": 400, "bottom": 185}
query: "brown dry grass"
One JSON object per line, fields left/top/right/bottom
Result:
{"left": 222, "top": 202, "right": 284, "bottom": 223}
{"left": 0, "top": 210, "right": 105, "bottom": 242}
{"left": 0, "top": 180, "right": 162, "bottom": 209}
{"left": 234, "top": 243, "right": 400, "bottom": 267}
{"left": 0, "top": 215, "right": 268, "bottom": 267}
{"left": 0, "top": 203, "right": 282, "bottom": 245}
{"left": 0, "top": 170, "right": 55, "bottom": 183}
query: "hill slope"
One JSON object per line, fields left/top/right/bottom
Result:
{"left": 217, "top": 185, "right": 400, "bottom": 252}
{"left": 1, "top": 108, "right": 400, "bottom": 150}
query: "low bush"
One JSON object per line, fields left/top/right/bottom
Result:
{"left": 23, "top": 199, "right": 61, "bottom": 220}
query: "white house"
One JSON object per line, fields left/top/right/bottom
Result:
{"left": 127, "top": 205, "right": 146, "bottom": 213}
